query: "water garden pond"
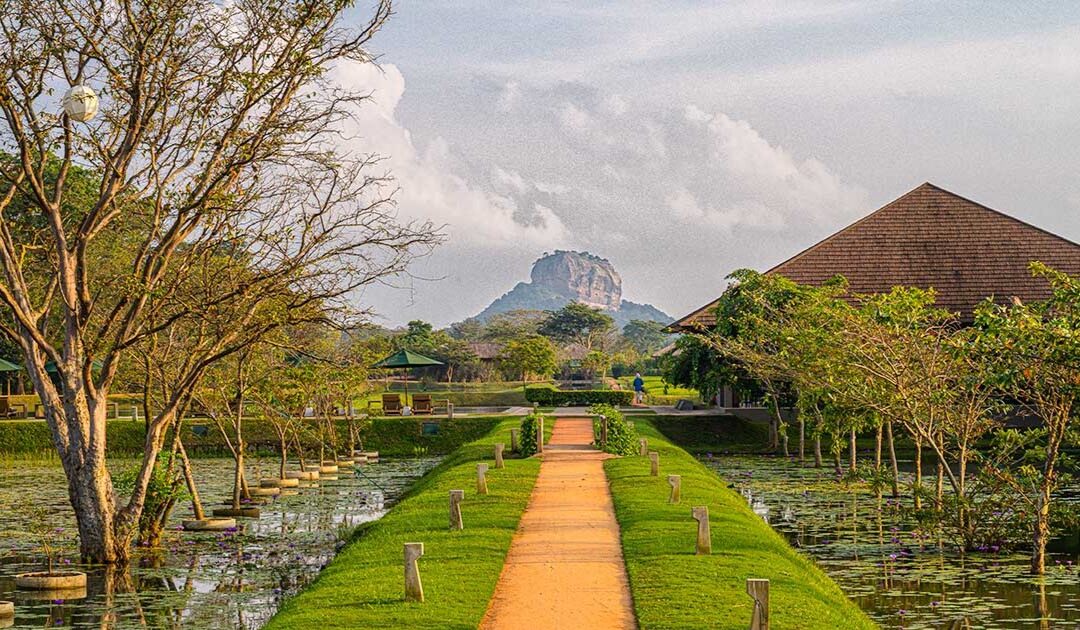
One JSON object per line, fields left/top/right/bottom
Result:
{"left": 0, "top": 456, "right": 439, "bottom": 629}
{"left": 704, "top": 455, "right": 1079, "bottom": 629}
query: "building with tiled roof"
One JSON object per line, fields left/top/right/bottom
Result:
{"left": 669, "top": 183, "right": 1080, "bottom": 331}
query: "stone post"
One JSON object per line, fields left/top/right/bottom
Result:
{"left": 639, "top": 438, "right": 648, "bottom": 456}
{"left": 747, "top": 579, "right": 769, "bottom": 629}
{"left": 404, "top": 543, "right": 424, "bottom": 602}
{"left": 494, "top": 443, "right": 505, "bottom": 469}
{"left": 692, "top": 506, "right": 711, "bottom": 555}
{"left": 599, "top": 415, "right": 608, "bottom": 449}
{"left": 668, "top": 474, "right": 681, "bottom": 504}
{"left": 449, "top": 490, "right": 464, "bottom": 531}
{"left": 447, "top": 402, "right": 454, "bottom": 420}
{"left": 477, "top": 463, "right": 489, "bottom": 495}
{"left": 649, "top": 451, "right": 659, "bottom": 476}
{"left": 536, "top": 417, "right": 544, "bottom": 454}
{"left": 510, "top": 428, "right": 520, "bottom": 453}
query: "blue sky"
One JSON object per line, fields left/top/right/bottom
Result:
{"left": 338, "top": 1, "right": 1080, "bottom": 327}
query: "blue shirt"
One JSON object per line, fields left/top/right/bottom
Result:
{"left": 633, "top": 377, "right": 644, "bottom": 391}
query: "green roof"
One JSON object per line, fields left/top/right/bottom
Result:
{"left": 371, "top": 349, "right": 443, "bottom": 369}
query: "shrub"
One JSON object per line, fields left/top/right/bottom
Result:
{"left": 590, "top": 404, "right": 637, "bottom": 456}
{"left": 524, "top": 387, "right": 632, "bottom": 407}
{"left": 518, "top": 412, "right": 548, "bottom": 456}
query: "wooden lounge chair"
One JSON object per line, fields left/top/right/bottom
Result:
{"left": 412, "top": 394, "right": 434, "bottom": 415}
{"left": 0, "top": 397, "right": 27, "bottom": 419}
{"left": 381, "top": 393, "right": 403, "bottom": 416}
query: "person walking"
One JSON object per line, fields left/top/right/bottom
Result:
{"left": 632, "top": 373, "right": 645, "bottom": 405}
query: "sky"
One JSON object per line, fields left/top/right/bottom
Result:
{"left": 335, "top": 1, "right": 1080, "bottom": 328}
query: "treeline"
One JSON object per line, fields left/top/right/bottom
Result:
{"left": 665, "top": 265, "right": 1080, "bottom": 575}
{"left": 364, "top": 303, "right": 673, "bottom": 384}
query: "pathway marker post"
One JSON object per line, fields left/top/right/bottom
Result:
{"left": 495, "top": 443, "right": 505, "bottom": 469}
{"left": 649, "top": 451, "right": 659, "bottom": 476}
{"left": 536, "top": 417, "right": 544, "bottom": 454}
{"left": 639, "top": 438, "right": 648, "bottom": 456}
{"left": 747, "top": 578, "right": 769, "bottom": 629}
{"left": 692, "top": 506, "right": 711, "bottom": 555}
{"left": 510, "top": 428, "right": 519, "bottom": 452}
{"left": 477, "top": 463, "right": 489, "bottom": 495}
{"left": 404, "top": 543, "right": 424, "bottom": 602}
{"left": 449, "top": 490, "right": 464, "bottom": 530}
{"left": 668, "top": 474, "right": 681, "bottom": 504}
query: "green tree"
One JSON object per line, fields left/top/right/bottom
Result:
{"left": 501, "top": 335, "right": 557, "bottom": 383}
{"left": 622, "top": 319, "right": 670, "bottom": 354}
{"left": 540, "top": 302, "right": 614, "bottom": 350}
{"left": 973, "top": 262, "right": 1080, "bottom": 574}
{"left": 482, "top": 309, "right": 547, "bottom": 342}
{"left": 0, "top": 0, "right": 441, "bottom": 564}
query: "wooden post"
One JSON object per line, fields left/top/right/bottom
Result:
{"left": 477, "top": 463, "right": 489, "bottom": 495}
{"left": 404, "top": 543, "right": 424, "bottom": 602}
{"left": 536, "top": 417, "right": 544, "bottom": 454}
{"left": 510, "top": 428, "right": 519, "bottom": 453}
{"left": 449, "top": 490, "right": 464, "bottom": 531}
{"left": 494, "top": 443, "right": 505, "bottom": 469}
{"left": 639, "top": 438, "right": 648, "bottom": 456}
{"left": 747, "top": 579, "right": 769, "bottom": 629}
{"left": 447, "top": 402, "right": 454, "bottom": 420}
{"left": 668, "top": 474, "right": 681, "bottom": 504}
{"left": 692, "top": 506, "right": 711, "bottom": 555}
{"left": 599, "top": 415, "right": 608, "bottom": 449}
{"left": 649, "top": 451, "right": 659, "bottom": 476}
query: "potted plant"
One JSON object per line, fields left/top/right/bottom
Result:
{"left": 14, "top": 509, "right": 87, "bottom": 590}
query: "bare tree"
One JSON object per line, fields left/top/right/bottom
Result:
{"left": 0, "top": 0, "right": 439, "bottom": 563}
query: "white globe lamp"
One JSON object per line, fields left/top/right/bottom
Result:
{"left": 62, "top": 85, "right": 98, "bottom": 122}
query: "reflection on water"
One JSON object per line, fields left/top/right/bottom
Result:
{"left": 0, "top": 456, "right": 439, "bottom": 629}
{"left": 704, "top": 455, "right": 1080, "bottom": 629}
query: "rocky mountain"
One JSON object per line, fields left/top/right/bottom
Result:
{"left": 474, "top": 251, "right": 671, "bottom": 329}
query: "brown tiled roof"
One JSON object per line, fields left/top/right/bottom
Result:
{"left": 669, "top": 183, "right": 1080, "bottom": 329}
{"left": 467, "top": 342, "right": 504, "bottom": 360}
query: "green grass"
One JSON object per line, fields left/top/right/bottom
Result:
{"left": 265, "top": 416, "right": 552, "bottom": 630}
{"left": 607, "top": 420, "right": 877, "bottom": 629}
{"left": 649, "top": 414, "right": 771, "bottom": 454}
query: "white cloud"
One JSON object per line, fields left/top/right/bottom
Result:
{"left": 327, "top": 61, "right": 569, "bottom": 248}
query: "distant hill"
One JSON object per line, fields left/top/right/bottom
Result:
{"left": 473, "top": 251, "right": 671, "bottom": 329}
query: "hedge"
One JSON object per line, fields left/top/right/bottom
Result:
{"left": 523, "top": 387, "right": 633, "bottom": 407}
{"left": 0, "top": 416, "right": 504, "bottom": 458}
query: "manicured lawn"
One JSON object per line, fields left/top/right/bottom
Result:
{"left": 606, "top": 420, "right": 877, "bottom": 629}
{"left": 265, "top": 417, "right": 551, "bottom": 630}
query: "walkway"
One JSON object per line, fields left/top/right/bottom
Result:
{"left": 480, "top": 418, "right": 637, "bottom": 630}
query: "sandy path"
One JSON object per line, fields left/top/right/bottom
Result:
{"left": 480, "top": 418, "right": 637, "bottom": 630}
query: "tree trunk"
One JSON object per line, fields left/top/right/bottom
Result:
{"left": 935, "top": 460, "right": 944, "bottom": 509}
{"left": 67, "top": 458, "right": 126, "bottom": 563}
{"left": 1032, "top": 485, "right": 1051, "bottom": 575}
{"left": 833, "top": 446, "right": 842, "bottom": 477}
{"left": 886, "top": 421, "right": 900, "bottom": 499}
{"left": 798, "top": 416, "right": 805, "bottom": 465}
{"left": 232, "top": 445, "right": 245, "bottom": 509}
{"left": 874, "top": 424, "right": 883, "bottom": 500}
{"left": 848, "top": 428, "right": 857, "bottom": 473}
{"left": 177, "top": 438, "right": 205, "bottom": 521}
{"left": 913, "top": 436, "right": 923, "bottom": 510}
{"left": 813, "top": 435, "right": 822, "bottom": 468}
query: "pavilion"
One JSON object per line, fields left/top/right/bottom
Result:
{"left": 670, "top": 182, "right": 1080, "bottom": 331}
{"left": 667, "top": 182, "right": 1080, "bottom": 407}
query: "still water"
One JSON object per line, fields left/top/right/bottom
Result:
{"left": 0, "top": 456, "right": 439, "bottom": 629}
{"left": 704, "top": 455, "right": 1079, "bottom": 629}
